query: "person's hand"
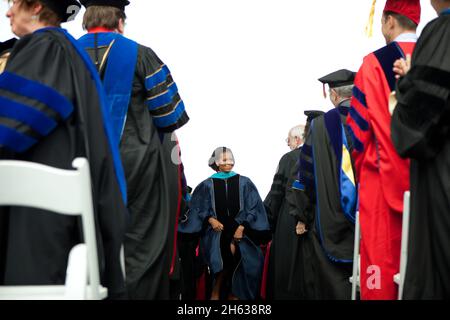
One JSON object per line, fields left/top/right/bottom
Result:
{"left": 393, "top": 54, "right": 411, "bottom": 79}
{"left": 208, "top": 217, "right": 224, "bottom": 232}
{"left": 296, "top": 221, "right": 308, "bottom": 235}
{"left": 388, "top": 90, "right": 398, "bottom": 116}
{"left": 233, "top": 225, "right": 244, "bottom": 241}
{"left": 230, "top": 242, "right": 236, "bottom": 255}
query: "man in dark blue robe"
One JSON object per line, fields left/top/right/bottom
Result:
{"left": 78, "top": 0, "right": 189, "bottom": 299}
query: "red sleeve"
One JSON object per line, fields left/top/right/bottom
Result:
{"left": 347, "top": 50, "right": 410, "bottom": 213}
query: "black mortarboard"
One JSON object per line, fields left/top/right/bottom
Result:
{"left": 318, "top": 69, "right": 356, "bottom": 98}
{"left": 0, "top": 38, "right": 17, "bottom": 55}
{"left": 304, "top": 110, "right": 325, "bottom": 123}
{"left": 80, "top": 0, "right": 130, "bottom": 11}
{"left": 40, "top": 0, "right": 81, "bottom": 22}
{"left": 318, "top": 69, "right": 356, "bottom": 88}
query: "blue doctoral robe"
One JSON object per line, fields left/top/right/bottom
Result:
{"left": 179, "top": 175, "right": 270, "bottom": 300}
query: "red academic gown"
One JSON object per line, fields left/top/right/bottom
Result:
{"left": 347, "top": 41, "right": 415, "bottom": 300}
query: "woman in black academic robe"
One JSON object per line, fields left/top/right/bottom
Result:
{"left": 0, "top": 0, "right": 127, "bottom": 298}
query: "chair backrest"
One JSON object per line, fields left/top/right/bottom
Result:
{"left": 0, "top": 158, "right": 100, "bottom": 300}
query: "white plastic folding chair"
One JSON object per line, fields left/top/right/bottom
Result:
{"left": 393, "top": 191, "right": 410, "bottom": 300}
{"left": 350, "top": 211, "right": 360, "bottom": 300}
{"left": 0, "top": 158, "right": 107, "bottom": 300}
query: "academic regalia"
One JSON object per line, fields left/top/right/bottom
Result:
{"left": 284, "top": 110, "right": 322, "bottom": 300}
{"left": 179, "top": 173, "right": 271, "bottom": 300}
{"left": 0, "top": 28, "right": 127, "bottom": 298}
{"left": 346, "top": 5, "right": 418, "bottom": 297}
{"left": 78, "top": 29, "right": 189, "bottom": 299}
{"left": 264, "top": 149, "right": 301, "bottom": 231}
{"left": 81, "top": 0, "right": 129, "bottom": 11}
{"left": 292, "top": 101, "right": 356, "bottom": 300}
{"left": 39, "top": 0, "right": 81, "bottom": 22}
{"left": 264, "top": 148, "right": 303, "bottom": 300}
{"left": 164, "top": 133, "right": 184, "bottom": 299}
{"left": 318, "top": 69, "right": 355, "bottom": 99}
{"left": 177, "top": 227, "right": 202, "bottom": 300}
{"left": 177, "top": 180, "right": 203, "bottom": 301}
{"left": 391, "top": 9, "right": 450, "bottom": 299}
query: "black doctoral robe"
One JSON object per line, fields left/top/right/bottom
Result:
{"left": 79, "top": 34, "right": 189, "bottom": 299}
{"left": 288, "top": 103, "right": 356, "bottom": 300}
{"left": 391, "top": 10, "right": 450, "bottom": 299}
{"left": 264, "top": 148, "right": 304, "bottom": 300}
{"left": 0, "top": 29, "right": 127, "bottom": 298}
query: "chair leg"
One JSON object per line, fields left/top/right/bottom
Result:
{"left": 351, "top": 211, "right": 360, "bottom": 300}
{"left": 397, "top": 191, "right": 410, "bottom": 300}
{"left": 65, "top": 244, "right": 88, "bottom": 300}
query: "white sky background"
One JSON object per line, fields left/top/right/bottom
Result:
{"left": 0, "top": 0, "right": 437, "bottom": 198}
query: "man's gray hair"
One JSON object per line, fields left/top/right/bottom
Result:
{"left": 333, "top": 84, "right": 354, "bottom": 99}
{"left": 289, "top": 125, "right": 305, "bottom": 139}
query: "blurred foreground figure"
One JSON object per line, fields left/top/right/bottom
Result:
{"left": 391, "top": 0, "right": 450, "bottom": 300}
{"left": 0, "top": 0, "right": 127, "bottom": 298}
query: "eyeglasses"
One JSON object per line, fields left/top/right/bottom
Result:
{"left": 286, "top": 137, "right": 300, "bottom": 142}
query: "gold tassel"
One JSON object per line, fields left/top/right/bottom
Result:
{"left": 365, "top": 0, "right": 377, "bottom": 38}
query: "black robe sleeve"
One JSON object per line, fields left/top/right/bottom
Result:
{"left": 287, "top": 135, "right": 315, "bottom": 227}
{"left": 141, "top": 46, "right": 189, "bottom": 133}
{"left": 264, "top": 152, "right": 294, "bottom": 231}
{"left": 391, "top": 16, "right": 450, "bottom": 160}
{"left": 0, "top": 33, "right": 76, "bottom": 153}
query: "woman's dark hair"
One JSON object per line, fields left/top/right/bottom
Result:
{"left": 208, "top": 155, "right": 219, "bottom": 172}
{"left": 208, "top": 147, "right": 234, "bottom": 172}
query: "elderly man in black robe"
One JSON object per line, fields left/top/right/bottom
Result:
{"left": 264, "top": 124, "right": 305, "bottom": 300}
